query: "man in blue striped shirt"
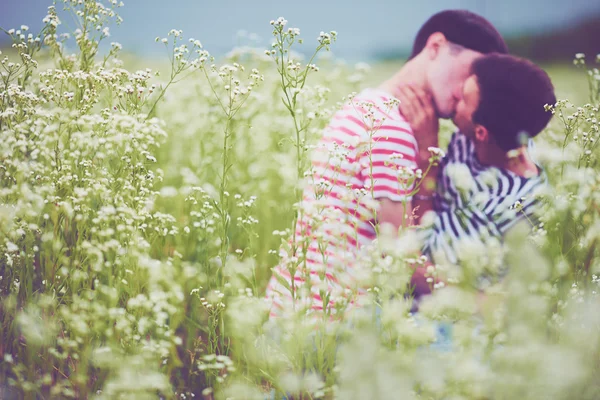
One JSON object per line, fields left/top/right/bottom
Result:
{"left": 397, "top": 53, "right": 556, "bottom": 294}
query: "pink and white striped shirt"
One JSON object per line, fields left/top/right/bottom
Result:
{"left": 265, "top": 88, "right": 418, "bottom": 317}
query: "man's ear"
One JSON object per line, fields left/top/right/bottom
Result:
{"left": 424, "top": 32, "right": 448, "bottom": 60}
{"left": 474, "top": 125, "right": 490, "bottom": 143}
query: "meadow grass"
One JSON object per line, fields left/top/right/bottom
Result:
{"left": 1, "top": 2, "right": 600, "bottom": 399}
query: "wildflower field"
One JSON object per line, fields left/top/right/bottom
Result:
{"left": 1, "top": 1, "right": 600, "bottom": 399}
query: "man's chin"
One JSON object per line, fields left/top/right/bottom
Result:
{"left": 438, "top": 110, "right": 454, "bottom": 119}
{"left": 452, "top": 118, "right": 464, "bottom": 131}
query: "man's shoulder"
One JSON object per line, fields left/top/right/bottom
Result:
{"left": 449, "top": 131, "right": 470, "bottom": 147}
{"left": 439, "top": 131, "right": 470, "bottom": 165}
{"left": 351, "top": 89, "right": 402, "bottom": 115}
{"left": 353, "top": 87, "right": 398, "bottom": 103}
{"left": 349, "top": 88, "right": 412, "bottom": 131}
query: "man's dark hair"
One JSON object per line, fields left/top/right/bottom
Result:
{"left": 410, "top": 10, "right": 508, "bottom": 59}
{"left": 471, "top": 53, "right": 557, "bottom": 151}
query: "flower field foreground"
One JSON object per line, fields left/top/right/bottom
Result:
{"left": 1, "top": 2, "right": 600, "bottom": 399}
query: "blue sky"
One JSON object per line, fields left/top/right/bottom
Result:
{"left": 2, "top": 0, "right": 599, "bottom": 61}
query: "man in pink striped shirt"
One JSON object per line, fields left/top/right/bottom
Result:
{"left": 265, "top": 10, "right": 509, "bottom": 318}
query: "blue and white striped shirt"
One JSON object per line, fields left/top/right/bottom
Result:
{"left": 421, "top": 132, "right": 546, "bottom": 268}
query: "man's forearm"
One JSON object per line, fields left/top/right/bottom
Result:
{"left": 410, "top": 258, "right": 445, "bottom": 298}
{"left": 410, "top": 265, "right": 433, "bottom": 297}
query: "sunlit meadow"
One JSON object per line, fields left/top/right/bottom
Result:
{"left": 1, "top": 1, "right": 600, "bottom": 399}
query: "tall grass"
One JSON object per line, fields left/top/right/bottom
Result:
{"left": 0, "top": 1, "right": 599, "bottom": 399}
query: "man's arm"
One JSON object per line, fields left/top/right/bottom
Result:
{"left": 355, "top": 96, "right": 420, "bottom": 232}
{"left": 395, "top": 84, "right": 441, "bottom": 224}
{"left": 377, "top": 198, "right": 412, "bottom": 231}
{"left": 375, "top": 199, "right": 438, "bottom": 298}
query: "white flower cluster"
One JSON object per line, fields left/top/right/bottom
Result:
{"left": 2, "top": 7, "right": 599, "bottom": 399}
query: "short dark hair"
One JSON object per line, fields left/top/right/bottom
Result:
{"left": 471, "top": 53, "right": 557, "bottom": 151}
{"left": 410, "top": 10, "right": 508, "bottom": 59}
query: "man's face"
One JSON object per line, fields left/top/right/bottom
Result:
{"left": 452, "top": 74, "right": 480, "bottom": 137}
{"left": 426, "top": 45, "right": 481, "bottom": 119}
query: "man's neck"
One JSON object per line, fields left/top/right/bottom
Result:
{"left": 377, "top": 57, "right": 429, "bottom": 98}
{"left": 475, "top": 145, "right": 539, "bottom": 178}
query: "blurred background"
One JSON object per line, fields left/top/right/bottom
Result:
{"left": 2, "top": 0, "right": 600, "bottom": 63}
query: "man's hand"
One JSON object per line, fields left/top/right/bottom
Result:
{"left": 396, "top": 84, "right": 440, "bottom": 165}
{"left": 396, "top": 84, "right": 440, "bottom": 221}
{"left": 410, "top": 266, "right": 433, "bottom": 298}
{"left": 377, "top": 198, "right": 413, "bottom": 232}
{"left": 410, "top": 262, "right": 445, "bottom": 299}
